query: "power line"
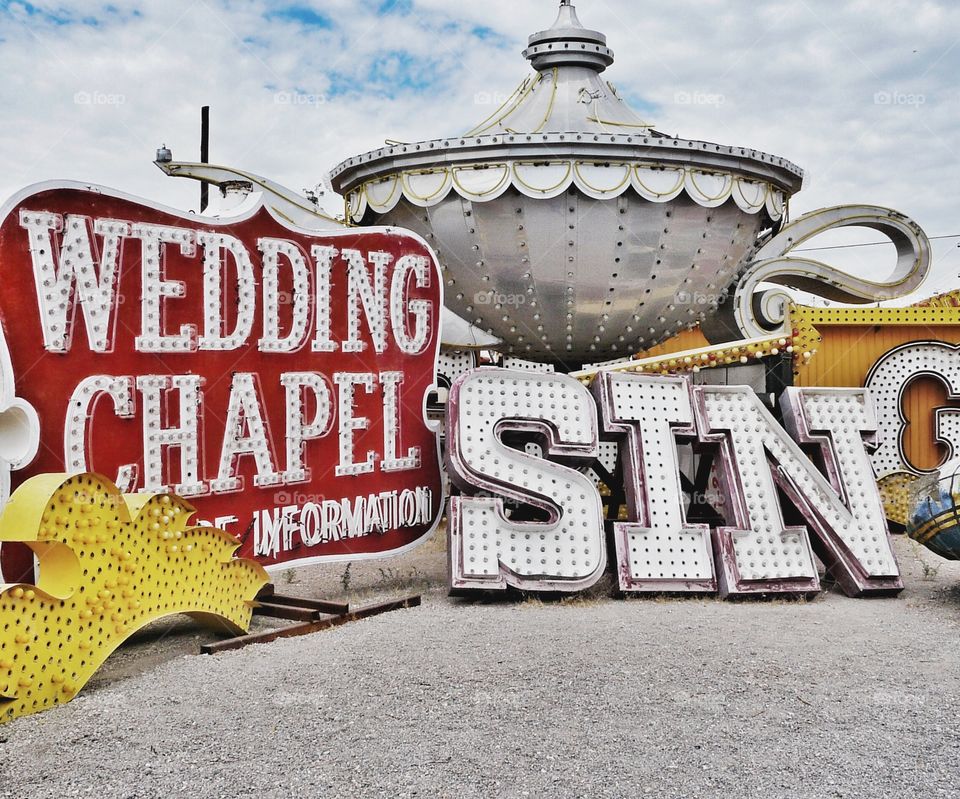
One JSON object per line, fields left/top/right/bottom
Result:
{"left": 795, "top": 234, "right": 960, "bottom": 253}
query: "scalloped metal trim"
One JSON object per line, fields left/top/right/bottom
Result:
{"left": 346, "top": 161, "right": 785, "bottom": 222}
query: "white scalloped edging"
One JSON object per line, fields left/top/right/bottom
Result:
{"left": 347, "top": 162, "right": 785, "bottom": 222}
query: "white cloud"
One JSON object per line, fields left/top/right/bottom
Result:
{"left": 0, "top": 0, "right": 957, "bottom": 295}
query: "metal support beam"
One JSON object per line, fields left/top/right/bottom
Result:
{"left": 201, "top": 596, "right": 422, "bottom": 654}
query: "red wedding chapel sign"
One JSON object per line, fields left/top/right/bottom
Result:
{"left": 0, "top": 182, "right": 445, "bottom": 576}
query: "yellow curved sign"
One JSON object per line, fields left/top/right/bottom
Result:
{"left": 0, "top": 473, "right": 268, "bottom": 722}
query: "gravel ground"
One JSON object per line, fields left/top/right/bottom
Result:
{"left": 1, "top": 532, "right": 959, "bottom": 798}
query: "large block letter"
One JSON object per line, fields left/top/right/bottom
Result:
{"left": 864, "top": 340, "right": 960, "bottom": 477}
{"left": 137, "top": 374, "right": 206, "bottom": 497}
{"left": 779, "top": 387, "right": 902, "bottom": 596}
{"left": 594, "top": 372, "right": 716, "bottom": 593}
{"left": 446, "top": 369, "right": 605, "bottom": 593}
{"left": 19, "top": 212, "right": 129, "bottom": 353}
{"left": 694, "top": 385, "right": 902, "bottom": 598}
{"left": 342, "top": 249, "right": 390, "bottom": 354}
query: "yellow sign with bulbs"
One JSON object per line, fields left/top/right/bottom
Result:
{"left": 0, "top": 472, "right": 267, "bottom": 722}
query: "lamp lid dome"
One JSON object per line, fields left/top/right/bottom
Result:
{"left": 522, "top": 1, "right": 615, "bottom": 73}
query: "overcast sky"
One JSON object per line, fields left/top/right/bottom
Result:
{"left": 1, "top": 0, "right": 957, "bottom": 298}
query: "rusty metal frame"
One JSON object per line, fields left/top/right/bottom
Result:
{"left": 202, "top": 594, "right": 421, "bottom": 654}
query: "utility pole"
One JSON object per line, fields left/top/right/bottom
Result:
{"left": 200, "top": 105, "right": 210, "bottom": 213}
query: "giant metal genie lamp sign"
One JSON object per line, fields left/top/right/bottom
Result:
{"left": 0, "top": 182, "right": 445, "bottom": 577}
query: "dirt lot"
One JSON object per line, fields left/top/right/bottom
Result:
{"left": 0, "top": 531, "right": 958, "bottom": 798}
